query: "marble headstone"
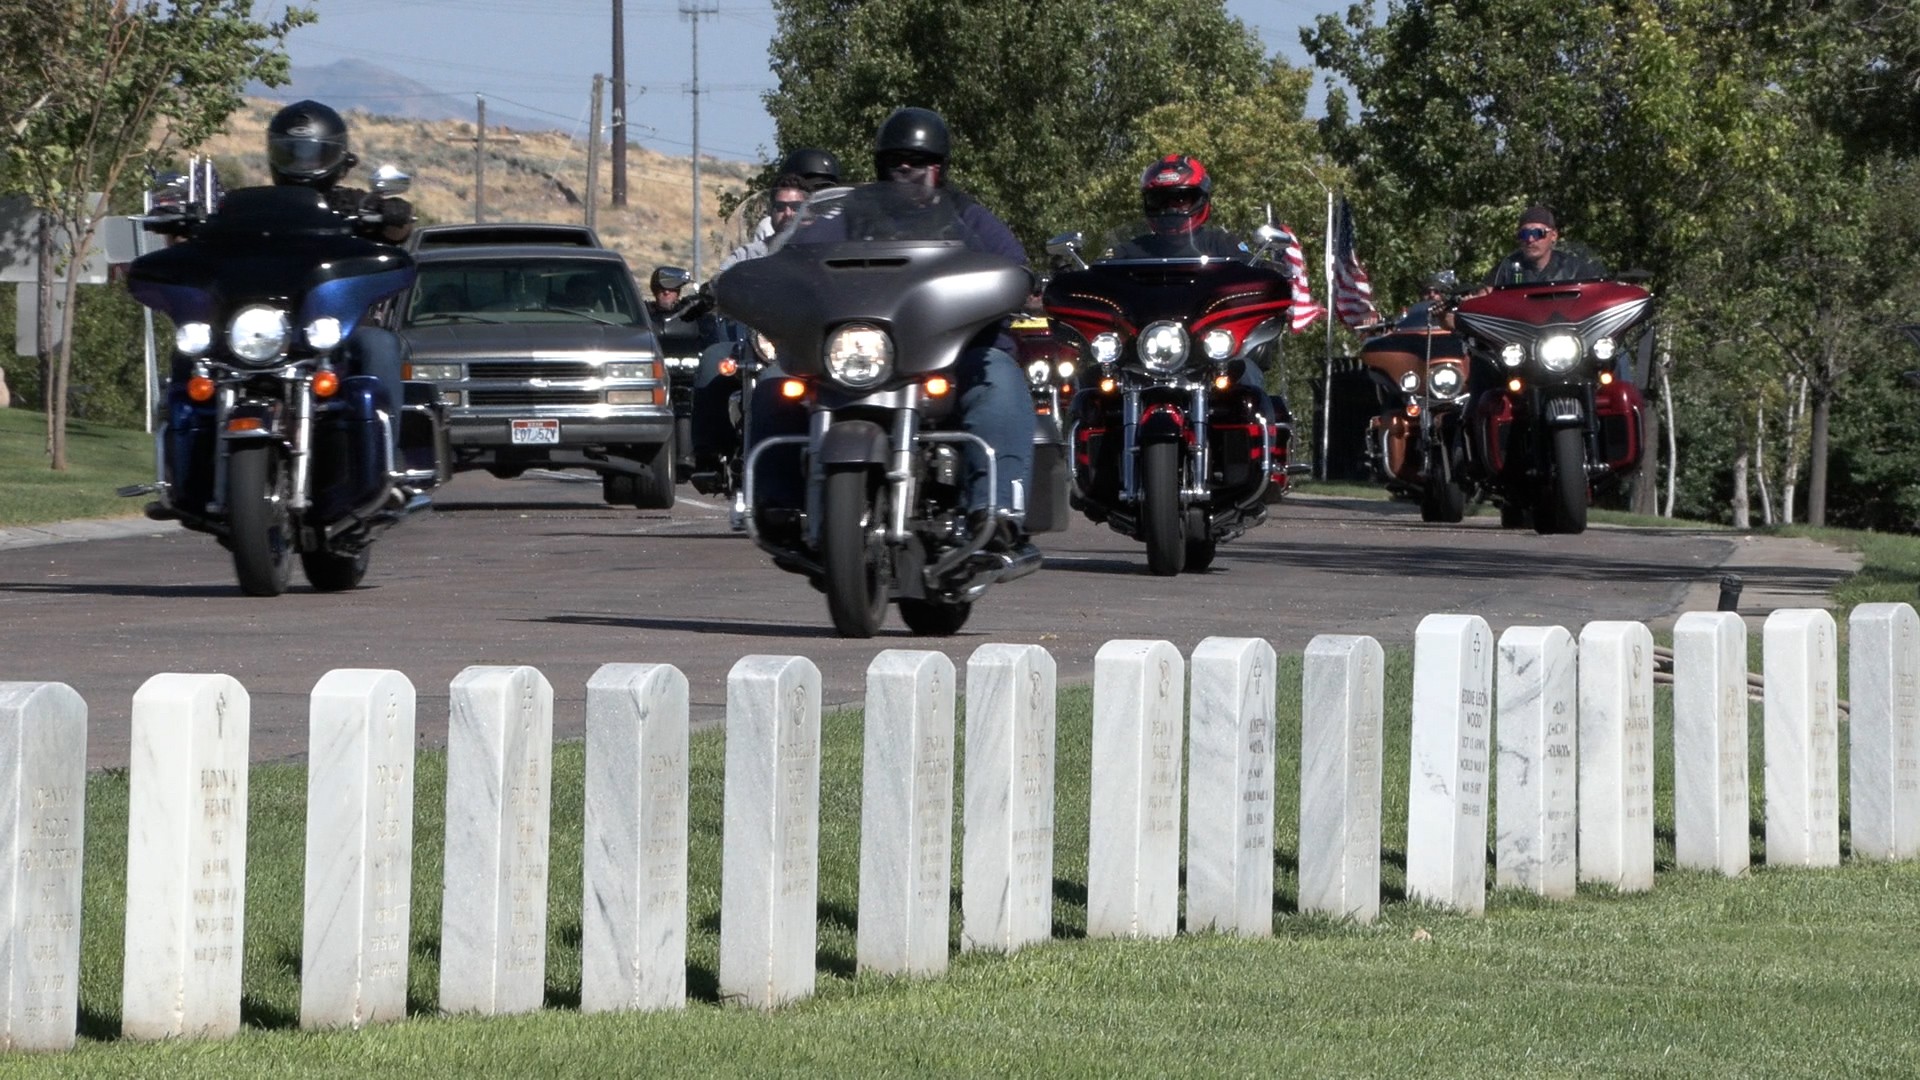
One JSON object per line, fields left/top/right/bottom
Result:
{"left": 1088, "top": 639, "right": 1185, "bottom": 940}
{"left": 1298, "top": 635, "right": 1384, "bottom": 924}
{"left": 1186, "top": 637, "right": 1278, "bottom": 936}
{"left": 1764, "top": 609, "right": 1840, "bottom": 867}
{"left": 1577, "top": 621, "right": 1656, "bottom": 892}
{"left": 857, "top": 650, "right": 956, "bottom": 976}
{"left": 0, "top": 682, "right": 86, "bottom": 1051}
{"left": 300, "top": 669, "right": 416, "bottom": 1030}
{"left": 439, "top": 665, "right": 553, "bottom": 1015}
{"left": 719, "top": 655, "right": 821, "bottom": 1009}
{"left": 582, "top": 663, "right": 690, "bottom": 1013}
{"left": 1406, "top": 614, "right": 1492, "bottom": 915}
{"left": 1673, "top": 612, "right": 1750, "bottom": 875}
{"left": 1848, "top": 603, "right": 1920, "bottom": 861}
{"left": 122, "top": 673, "right": 249, "bottom": 1040}
{"left": 1494, "top": 626, "right": 1578, "bottom": 898}
{"left": 961, "top": 643, "right": 1057, "bottom": 954}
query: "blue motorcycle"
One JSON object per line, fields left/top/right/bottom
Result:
{"left": 122, "top": 177, "right": 448, "bottom": 595}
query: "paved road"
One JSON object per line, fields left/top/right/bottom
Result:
{"left": 0, "top": 472, "right": 1858, "bottom": 768}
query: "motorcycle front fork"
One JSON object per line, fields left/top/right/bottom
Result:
{"left": 1119, "top": 385, "right": 1210, "bottom": 505}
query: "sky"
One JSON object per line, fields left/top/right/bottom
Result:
{"left": 280, "top": 0, "right": 1346, "bottom": 163}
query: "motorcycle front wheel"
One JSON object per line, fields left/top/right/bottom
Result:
{"left": 821, "top": 465, "right": 890, "bottom": 638}
{"left": 1140, "top": 440, "right": 1186, "bottom": 576}
{"left": 302, "top": 547, "right": 370, "bottom": 592}
{"left": 1420, "top": 450, "right": 1467, "bottom": 524}
{"left": 1184, "top": 538, "right": 1218, "bottom": 572}
{"left": 227, "top": 441, "right": 295, "bottom": 596}
{"left": 898, "top": 598, "right": 972, "bottom": 635}
{"left": 1536, "top": 426, "right": 1589, "bottom": 535}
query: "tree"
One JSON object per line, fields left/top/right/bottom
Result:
{"left": 7, "top": 0, "right": 310, "bottom": 469}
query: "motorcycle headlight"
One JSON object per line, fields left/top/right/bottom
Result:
{"left": 1429, "top": 364, "right": 1464, "bottom": 397}
{"left": 824, "top": 322, "right": 893, "bottom": 388}
{"left": 751, "top": 332, "right": 777, "bottom": 362}
{"left": 1026, "top": 359, "right": 1051, "bottom": 388}
{"left": 1056, "top": 359, "right": 1075, "bottom": 380}
{"left": 1501, "top": 344, "right": 1525, "bottom": 368}
{"left": 305, "top": 316, "right": 343, "bottom": 351}
{"left": 1538, "top": 333, "right": 1581, "bottom": 373}
{"left": 1592, "top": 337, "right": 1617, "bottom": 361}
{"left": 174, "top": 321, "right": 212, "bottom": 357}
{"left": 1090, "top": 332, "right": 1122, "bottom": 365}
{"left": 228, "top": 305, "right": 290, "bottom": 365}
{"left": 1399, "top": 371, "right": 1420, "bottom": 392}
{"left": 1138, "top": 321, "right": 1187, "bottom": 374}
{"left": 1201, "top": 328, "right": 1235, "bottom": 361}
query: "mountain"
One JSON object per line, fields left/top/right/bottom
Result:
{"left": 247, "top": 59, "right": 549, "bottom": 135}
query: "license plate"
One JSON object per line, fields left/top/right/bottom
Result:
{"left": 510, "top": 419, "right": 559, "bottom": 445}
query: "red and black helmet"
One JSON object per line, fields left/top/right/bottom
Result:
{"left": 1140, "top": 153, "right": 1213, "bottom": 233}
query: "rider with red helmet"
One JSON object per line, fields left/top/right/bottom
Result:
{"left": 1111, "top": 154, "right": 1251, "bottom": 260}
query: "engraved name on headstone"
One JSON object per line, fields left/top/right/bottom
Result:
{"left": 1578, "top": 621, "right": 1656, "bottom": 891}
{"left": 719, "top": 655, "right": 821, "bottom": 1009}
{"left": 439, "top": 665, "right": 553, "bottom": 1015}
{"left": 1673, "top": 612, "right": 1750, "bottom": 875}
{"left": 300, "top": 669, "right": 416, "bottom": 1030}
{"left": 0, "top": 682, "right": 86, "bottom": 1051}
{"left": 1298, "top": 635, "right": 1384, "bottom": 924}
{"left": 122, "top": 673, "right": 249, "bottom": 1040}
{"left": 858, "top": 650, "right": 956, "bottom": 976}
{"left": 1495, "top": 626, "right": 1578, "bottom": 898}
{"left": 1764, "top": 609, "right": 1840, "bottom": 867}
{"left": 1406, "top": 614, "right": 1492, "bottom": 915}
{"left": 1088, "top": 640, "right": 1185, "bottom": 940}
{"left": 1186, "top": 637, "right": 1278, "bottom": 936}
{"left": 582, "top": 663, "right": 690, "bottom": 1013}
{"left": 961, "top": 644, "right": 1057, "bottom": 954}
{"left": 1848, "top": 603, "right": 1920, "bottom": 861}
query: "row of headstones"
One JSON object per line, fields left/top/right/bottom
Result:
{"left": 3, "top": 603, "right": 1916, "bottom": 1050}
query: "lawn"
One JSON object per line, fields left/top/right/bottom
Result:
{"left": 0, "top": 408, "right": 153, "bottom": 527}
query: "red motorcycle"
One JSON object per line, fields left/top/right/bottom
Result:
{"left": 1452, "top": 275, "right": 1652, "bottom": 534}
{"left": 1041, "top": 224, "right": 1295, "bottom": 574}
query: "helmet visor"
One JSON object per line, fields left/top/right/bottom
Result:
{"left": 268, "top": 132, "right": 347, "bottom": 179}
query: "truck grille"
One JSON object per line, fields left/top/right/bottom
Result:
{"left": 466, "top": 388, "right": 603, "bottom": 407}
{"left": 467, "top": 360, "right": 599, "bottom": 380}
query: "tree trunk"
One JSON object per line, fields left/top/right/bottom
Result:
{"left": 1755, "top": 406, "right": 1775, "bottom": 525}
{"left": 1807, "top": 382, "right": 1832, "bottom": 527}
{"left": 35, "top": 212, "right": 55, "bottom": 459}
{"left": 1659, "top": 345, "right": 1676, "bottom": 517}
{"left": 1782, "top": 375, "right": 1806, "bottom": 525}
{"left": 1631, "top": 393, "right": 1659, "bottom": 515}
{"left": 1731, "top": 441, "right": 1750, "bottom": 529}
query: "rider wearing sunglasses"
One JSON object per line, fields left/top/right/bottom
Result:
{"left": 1483, "top": 204, "right": 1606, "bottom": 287}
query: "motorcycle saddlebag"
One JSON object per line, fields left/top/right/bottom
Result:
{"left": 1028, "top": 413, "right": 1070, "bottom": 534}
{"left": 310, "top": 375, "right": 391, "bottom": 521}
{"left": 1595, "top": 379, "right": 1644, "bottom": 473}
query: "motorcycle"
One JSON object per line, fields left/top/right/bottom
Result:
{"left": 1358, "top": 282, "right": 1473, "bottom": 522}
{"left": 650, "top": 264, "right": 705, "bottom": 481}
{"left": 120, "top": 168, "right": 448, "bottom": 595}
{"left": 1041, "top": 222, "right": 1296, "bottom": 575}
{"left": 1011, "top": 307, "right": 1077, "bottom": 430}
{"left": 1452, "top": 271, "right": 1652, "bottom": 534}
{"left": 712, "top": 182, "right": 1067, "bottom": 638}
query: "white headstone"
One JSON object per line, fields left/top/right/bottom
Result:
{"left": 1848, "top": 603, "right": 1920, "bottom": 861}
{"left": 1494, "top": 626, "right": 1578, "bottom": 898}
{"left": 719, "top": 655, "right": 820, "bottom": 1009}
{"left": 857, "top": 650, "right": 956, "bottom": 976}
{"left": 121, "top": 673, "right": 249, "bottom": 1040}
{"left": 1673, "top": 612, "right": 1750, "bottom": 875}
{"left": 1186, "top": 637, "right": 1277, "bottom": 936}
{"left": 1764, "top": 609, "right": 1840, "bottom": 867}
{"left": 1088, "top": 640, "right": 1184, "bottom": 940}
{"left": 0, "top": 682, "right": 86, "bottom": 1052}
{"left": 1406, "top": 614, "right": 1492, "bottom": 914}
{"left": 300, "top": 670, "right": 416, "bottom": 1031}
{"left": 439, "top": 665, "right": 553, "bottom": 1015}
{"left": 1298, "top": 635, "right": 1384, "bottom": 924}
{"left": 1577, "top": 621, "right": 1656, "bottom": 891}
{"left": 961, "top": 644, "right": 1057, "bottom": 954}
{"left": 582, "top": 663, "right": 689, "bottom": 1013}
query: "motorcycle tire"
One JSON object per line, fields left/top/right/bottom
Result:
{"left": 227, "top": 441, "right": 295, "bottom": 597}
{"left": 302, "top": 547, "right": 370, "bottom": 592}
{"left": 1422, "top": 468, "right": 1466, "bottom": 524}
{"left": 1140, "top": 440, "right": 1186, "bottom": 577}
{"left": 1536, "top": 426, "right": 1589, "bottom": 535}
{"left": 632, "top": 437, "right": 677, "bottom": 510}
{"left": 1184, "top": 538, "right": 1218, "bottom": 572}
{"left": 821, "top": 464, "right": 889, "bottom": 638}
{"left": 898, "top": 598, "right": 972, "bottom": 636}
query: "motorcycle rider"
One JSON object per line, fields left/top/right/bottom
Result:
{"left": 1483, "top": 204, "right": 1606, "bottom": 287}
{"left": 1109, "top": 155, "right": 1251, "bottom": 261}
{"left": 749, "top": 107, "right": 1037, "bottom": 557}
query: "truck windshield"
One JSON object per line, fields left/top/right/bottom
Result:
{"left": 406, "top": 260, "right": 642, "bottom": 325}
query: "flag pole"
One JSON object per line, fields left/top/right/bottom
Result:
{"left": 1319, "top": 189, "right": 1335, "bottom": 481}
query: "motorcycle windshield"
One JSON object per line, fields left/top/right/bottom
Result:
{"left": 711, "top": 183, "right": 1030, "bottom": 380}
{"left": 127, "top": 186, "right": 415, "bottom": 341}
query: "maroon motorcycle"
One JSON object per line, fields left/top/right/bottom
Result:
{"left": 1453, "top": 275, "right": 1652, "bottom": 534}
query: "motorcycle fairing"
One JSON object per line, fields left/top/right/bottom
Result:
{"left": 1454, "top": 280, "right": 1651, "bottom": 351}
{"left": 1044, "top": 259, "right": 1290, "bottom": 359}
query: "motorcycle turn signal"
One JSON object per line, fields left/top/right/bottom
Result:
{"left": 187, "top": 376, "right": 216, "bottom": 402}
{"left": 312, "top": 370, "right": 340, "bottom": 398}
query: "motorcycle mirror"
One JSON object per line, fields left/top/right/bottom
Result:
{"left": 1241, "top": 318, "right": 1283, "bottom": 354}
{"left": 1253, "top": 223, "right": 1287, "bottom": 248}
{"left": 652, "top": 266, "right": 692, "bottom": 293}
{"left": 370, "top": 164, "right": 411, "bottom": 196}
{"left": 1044, "top": 232, "right": 1084, "bottom": 258}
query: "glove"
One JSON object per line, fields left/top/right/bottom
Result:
{"left": 361, "top": 193, "right": 412, "bottom": 227}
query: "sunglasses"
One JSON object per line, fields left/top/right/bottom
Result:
{"left": 770, "top": 198, "right": 806, "bottom": 212}
{"left": 883, "top": 153, "right": 940, "bottom": 172}
{"left": 1518, "top": 226, "right": 1552, "bottom": 241}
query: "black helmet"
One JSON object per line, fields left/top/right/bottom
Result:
{"left": 267, "top": 100, "right": 354, "bottom": 187}
{"left": 777, "top": 147, "right": 842, "bottom": 191}
{"left": 873, "top": 107, "right": 950, "bottom": 181}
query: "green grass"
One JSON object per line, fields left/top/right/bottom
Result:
{"left": 0, "top": 408, "right": 153, "bottom": 527}
{"left": 1778, "top": 524, "right": 1920, "bottom": 614}
{"left": 30, "top": 661, "right": 1920, "bottom": 1076}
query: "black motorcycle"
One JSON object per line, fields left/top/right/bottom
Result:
{"left": 121, "top": 177, "right": 447, "bottom": 595}
{"left": 712, "top": 183, "right": 1068, "bottom": 637}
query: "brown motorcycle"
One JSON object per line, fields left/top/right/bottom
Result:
{"left": 1358, "top": 293, "right": 1472, "bottom": 522}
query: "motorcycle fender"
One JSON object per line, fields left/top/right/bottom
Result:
{"left": 816, "top": 418, "right": 891, "bottom": 466}
{"left": 217, "top": 400, "right": 283, "bottom": 441}
{"left": 1137, "top": 403, "right": 1187, "bottom": 443}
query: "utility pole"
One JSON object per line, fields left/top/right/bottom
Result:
{"left": 475, "top": 94, "right": 487, "bottom": 223}
{"left": 611, "top": 0, "right": 627, "bottom": 208}
{"left": 681, "top": 0, "right": 717, "bottom": 279}
{"left": 586, "top": 74, "right": 604, "bottom": 230}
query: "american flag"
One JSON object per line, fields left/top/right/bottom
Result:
{"left": 1332, "top": 196, "right": 1380, "bottom": 330}
{"left": 1274, "top": 223, "right": 1324, "bottom": 332}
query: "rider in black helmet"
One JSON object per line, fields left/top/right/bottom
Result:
{"left": 777, "top": 147, "right": 844, "bottom": 193}
{"left": 267, "top": 100, "right": 413, "bottom": 245}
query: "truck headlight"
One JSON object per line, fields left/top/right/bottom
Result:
{"left": 1138, "top": 321, "right": 1187, "bottom": 374}
{"left": 825, "top": 322, "right": 892, "bottom": 388}
{"left": 606, "top": 362, "right": 654, "bottom": 379}
{"left": 406, "top": 363, "right": 462, "bottom": 381}
{"left": 228, "top": 305, "right": 290, "bottom": 365}
{"left": 1538, "top": 334, "right": 1581, "bottom": 374}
